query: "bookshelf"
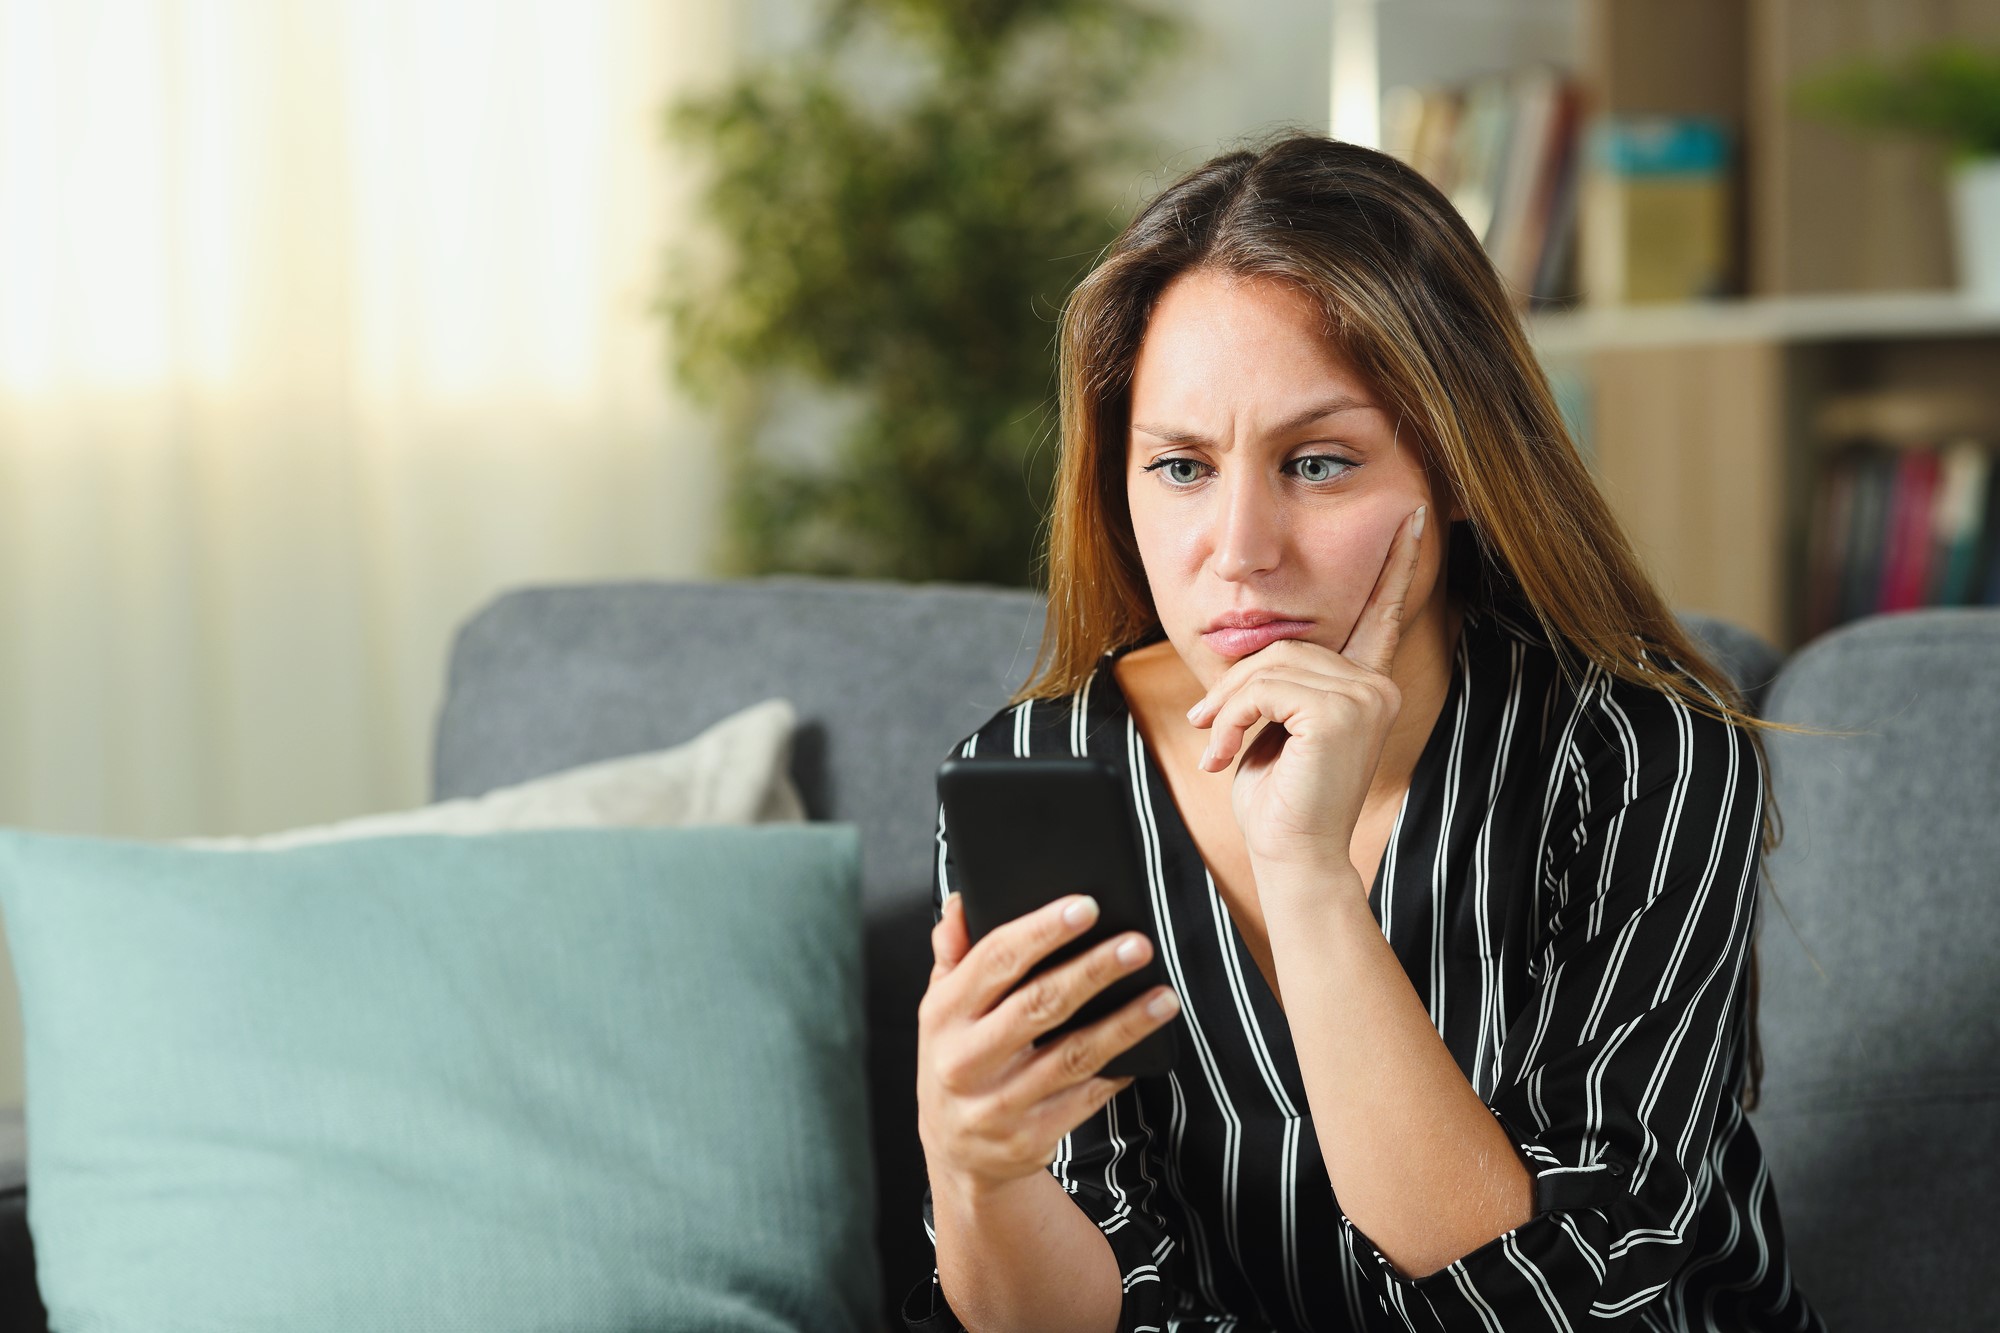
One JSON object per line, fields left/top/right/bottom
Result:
{"left": 1531, "top": 301, "right": 2000, "bottom": 653}
{"left": 1511, "top": 1, "right": 2000, "bottom": 652}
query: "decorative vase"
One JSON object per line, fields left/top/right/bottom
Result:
{"left": 1949, "top": 155, "right": 2000, "bottom": 305}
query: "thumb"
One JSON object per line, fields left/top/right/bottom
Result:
{"left": 931, "top": 891, "right": 971, "bottom": 972}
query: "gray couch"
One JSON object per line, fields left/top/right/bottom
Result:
{"left": 1, "top": 575, "right": 1993, "bottom": 1331}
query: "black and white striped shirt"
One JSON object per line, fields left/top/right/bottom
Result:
{"left": 903, "top": 585, "right": 1826, "bottom": 1333}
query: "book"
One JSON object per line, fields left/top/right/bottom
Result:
{"left": 1842, "top": 449, "right": 1894, "bottom": 623}
{"left": 1873, "top": 448, "right": 1907, "bottom": 614}
{"left": 1486, "top": 63, "right": 1564, "bottom": 298}
{"left": 1981, "top": 459, "right": 2000, "bottom": 605}
{"left": 1804, "top": 450, "right": 1858, "bottom": 639}
{"left": 1876, "top": 447, "right": 1928, "bottom": 612}
{"left": 1412, "top": 90, "right": 1464, "bottom": 195}
{"left": 1930, "top": 441, "right": 1990, "bottom": 606}
{"left": 1531, "top": 83, "right": 1584, "bottom": 306}
{"left": 1385, "top": 67, "right": 1585, "bottom": 312}
{"left": 1449, "top": 73, "right": 1518, "bottom": 249}
{"left": 1808, "top": 438, "right": 1995, "bottom": 631}
{"left": 1581, "top": 115, "right": 1732, "bottom": 305}
{"left": 1818, "top": 388, "right": 1998, "bottom": 443}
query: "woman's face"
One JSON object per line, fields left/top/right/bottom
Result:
{"left": 1124, "top": 267, "right": 1460, "bottom": 689}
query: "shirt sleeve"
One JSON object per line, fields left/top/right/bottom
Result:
{"left": 1335, "top": 669, "right": 1766, "bottom": 1331}
{"left": 901, "top": 774, "right": 1183, "bottom": 1333}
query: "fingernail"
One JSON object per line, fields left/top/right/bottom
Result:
{"left": 1116, "top": 936, "right": 1144, "bottom": 965}
{"left": 944, "top": 891, "right": 960, "bottom": 912}
{"left": 1185, "top": 701, "right": 1202, "bottom": 722}
{"left": 1064, "top": 895, "right": 1098, "bottom": 927}
{"left": 1412, "top": 505, "right": 1427, "bottom": 540}
{"left": 1148, "top": 989, "right": 1180, "bottom": 1018}
{"left": 1199, "top": 745, "right": 1216, "bottom": 769}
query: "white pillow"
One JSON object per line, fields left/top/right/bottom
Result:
{"left": 175, "top": 697, "right": 807, "bottom": 850}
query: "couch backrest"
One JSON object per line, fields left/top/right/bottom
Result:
{"left": 433, "top": 576, "right": 1780, "bottom": 913}
{"left": 434, "top": 576, "right": 1044, "bottom": 911}
{"left": 1750, "top": 606, "right": 2000, "bottom": 1333}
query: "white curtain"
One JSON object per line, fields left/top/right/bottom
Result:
{"left": 0, "top": 0, "right": 736, "bottom": 1102}
{"left": 0, "top": 0, "right": 734, "bottom": 838}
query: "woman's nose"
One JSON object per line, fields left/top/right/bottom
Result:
{"left": 1210, "top": 474, "right": 1284, "bottom": 580}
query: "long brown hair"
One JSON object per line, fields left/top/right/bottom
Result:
{"left": 1013, "top": 130, "right": 1841, "bottom": 1112}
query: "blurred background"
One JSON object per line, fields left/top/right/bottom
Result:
{"left": 2, "top": 0, "right": 1998, "bottom": 1107}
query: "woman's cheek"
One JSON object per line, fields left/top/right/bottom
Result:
{"left": 1312, "top": 512, "right": 1407, "bottom": 633}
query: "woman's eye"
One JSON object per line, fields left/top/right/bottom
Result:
{"left": 1140, "top": 455, "right": 1355, "bottom": 487}
{"left": 1291, "top": 455, "right": 1352, "bottom": 483}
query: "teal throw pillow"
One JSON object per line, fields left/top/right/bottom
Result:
{"left": 0, "top": 825, "right": 879, "bottom": 1333}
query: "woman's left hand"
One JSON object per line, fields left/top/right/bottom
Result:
{"left": 1183, "top": 503, "right": 1428, "bottom": 873}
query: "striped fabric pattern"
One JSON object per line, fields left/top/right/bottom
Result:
{"left": 903, "top": 591, "right": 1826, "bottom": 1333}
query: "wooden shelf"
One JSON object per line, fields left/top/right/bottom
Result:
{"left": 1531, "top": 0, "right": 2000, "bottom": 652}
{"left": 1529, "top": 289, "right": 2000, "bottom": 357}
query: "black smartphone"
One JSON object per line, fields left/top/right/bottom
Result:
{"left": 935, "top": 755, "right": 1179, "bottom": 1079}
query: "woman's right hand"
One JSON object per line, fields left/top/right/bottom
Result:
{"left": 916, "top": 890, "right": 1181, "bottom": 1196}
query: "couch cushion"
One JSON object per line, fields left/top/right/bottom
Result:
{"left": 1753, "top": 607, "right": 2000, "bottom": 1332}
{"left": 0, "top": 824, "right": 879, "bottom": 1333}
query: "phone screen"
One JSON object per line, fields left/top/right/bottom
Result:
{"left": 936, "top": 755, "right": 1178, "bottom": 1078}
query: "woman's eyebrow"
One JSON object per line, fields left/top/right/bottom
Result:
{"left": 1131, "top": 395, "right": 1378, "bottom": 448}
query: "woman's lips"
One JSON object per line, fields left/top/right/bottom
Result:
{"left": 1200, "top": 620, "right": 1316, "bottom": 657}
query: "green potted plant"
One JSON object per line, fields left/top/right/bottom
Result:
{"left": 1793, "top": 40, "right": 2000, "bottom": 303}
{"left": 656, "top": 0, "right": 1183, "bottom": 586}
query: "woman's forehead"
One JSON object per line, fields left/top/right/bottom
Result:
{"left": 1132, "top": 274, "right": 1372, "bottom": 404}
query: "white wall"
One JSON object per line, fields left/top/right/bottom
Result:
{"left": 1376, "top": 0, "right": 1578, "bottom": 96}
{"left": 1135, "top": 0, "right": 1335, "bottom": 167}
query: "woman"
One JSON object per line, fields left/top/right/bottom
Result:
{"left": 905, "top": 133, "right": 1826, "bottom": 1333}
